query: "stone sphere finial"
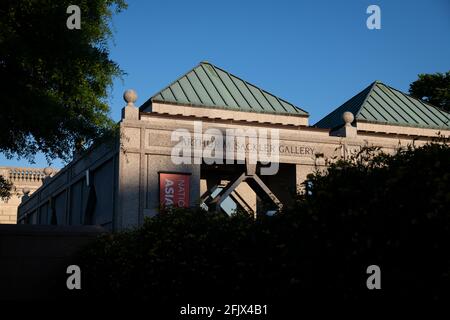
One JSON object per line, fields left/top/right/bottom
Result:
{"left": 22, "top": 187, "right": 30, "bottom": 195}
{"left": 342, "top": 111, "right": 354, "bottom": 127}
{"left": 123, "top": 89, "right": 138, "bottom": 106}
{"left": 43, "top": 167, "right": 53, "bottom": 177}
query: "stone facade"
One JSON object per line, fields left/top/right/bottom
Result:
{"left": 0, "top": 167, "right": 55, "bottom": 224}
{"left": 17, "top": 91, "right": 448, "bottom": 231}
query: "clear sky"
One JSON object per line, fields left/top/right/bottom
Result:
{"left": 1, "top": 0, "right": 449, "bottom": 168}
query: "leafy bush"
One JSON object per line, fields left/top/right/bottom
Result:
{"left": 76, "top": 143, "right": 450, "bottom": 302}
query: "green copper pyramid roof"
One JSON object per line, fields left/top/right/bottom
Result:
{"left": 314, "top": 81, "right": 450, "bottom": 130}
{"left": 143, "top": 61, "right": 308, "bottom": 116}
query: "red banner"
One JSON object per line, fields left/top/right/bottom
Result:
{"left": 159, "top": 173, "right": 190, "bottom": 208}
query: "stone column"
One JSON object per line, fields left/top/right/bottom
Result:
{"left": 118, "top": 89, "right": 141, "bottom": 229}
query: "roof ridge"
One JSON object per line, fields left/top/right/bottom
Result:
{"left": 357, "top": 81, "right": 449, "bottom": 129}
{"left": 378, "top": 81, "right": 450, "bottom": 117}
{"left": 357, "top": 81, "right": 379, "bottom": 117}
{"left": 151, "top": 62, "right": 203, "bottom": 101}
{"left": 139, "top": 63, "right": 204, "bottom": 110}
{"left": 204, "top": 62, "right": 308, "bottom": 114}
{"left": 143, "top": 61, "right": 308, "bottom": 116}
{"left": 314, "top": 81, "right": 375, "bottom": 128}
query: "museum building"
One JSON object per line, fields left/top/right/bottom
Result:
{"left": 17, "top": 62, "right": 450, "bottom": 230}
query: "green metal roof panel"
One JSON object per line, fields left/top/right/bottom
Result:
{"left": 186, "top": 71, "right": 213, "bottom": 105}
{"left": 231, "top": 76, "right": 265, "bottom": 112}
{"left": 313, "top": 83, "right": 373, "bottom": 129}
{"left": 144, "top": 61, "right": 308, "bottom": 116}
{"left": 178, "top": 77, "right": 200, "bottom": 104}
{"left": 314, "top": 81, "right": 450, "bottom": 130}
{"left": 215, "top": 68, "right": 252, "bottom": 111}
{"left": 195, "top": 66, "right": 226, "bottom": 106}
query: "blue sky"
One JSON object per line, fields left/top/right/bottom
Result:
{"left": 1, "top": 0, "right": 449, "bottom": 168}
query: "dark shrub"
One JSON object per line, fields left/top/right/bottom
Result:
{"left": 77, "top": 142, "right": 450, "bottom": 302}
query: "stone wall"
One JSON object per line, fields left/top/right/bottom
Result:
{"left": 18, "top": 95, "right": 440, "bottom": 231}
{"left": 17, "top": 140, "right": 119, "bottom": 230}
